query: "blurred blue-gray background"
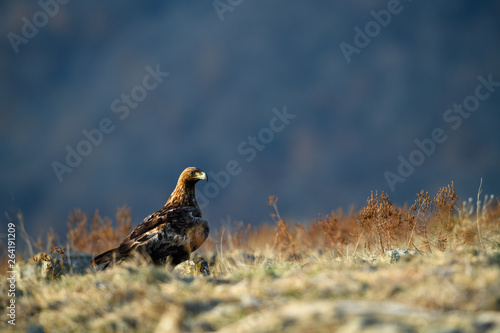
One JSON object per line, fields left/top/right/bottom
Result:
{"left": 2, "top": 1, "right": 499, "bottom": 240}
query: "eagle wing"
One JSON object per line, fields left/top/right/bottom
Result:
{"left": 123, "top": 206, "right": 200, "bottom": 242}
{"left": 117, "top": 206, "right": 206, "bottom": 257}
{"left": 91, "top": 206, "right": 207, "bottom": 268}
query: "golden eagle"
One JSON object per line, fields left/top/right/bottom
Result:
{"left": 90, "top": 167, "right": 209, "bottom": 269}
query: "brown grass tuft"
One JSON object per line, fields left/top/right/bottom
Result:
{"left": 357, "top": 191, "right": 405, "bottom": 253}
{"left": 66, "top": 205, "right": 132, "bottom": 255}
{"left": 267, "top": 195, "right": 298, "bottom": 258}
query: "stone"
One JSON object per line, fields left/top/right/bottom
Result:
{"left": 173, "top": 258, "right": 210, "bottom": 277}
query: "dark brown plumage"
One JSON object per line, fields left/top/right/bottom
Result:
{"left": 90, "top": 167, "right": 209, "bottom": 269}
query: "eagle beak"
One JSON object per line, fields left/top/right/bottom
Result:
{"left": 199, "top": 171, "right": 208, "bottom": 182}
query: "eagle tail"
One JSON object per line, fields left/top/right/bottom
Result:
{"left": 90, "top": 248, "right": 124, "bottom": 269}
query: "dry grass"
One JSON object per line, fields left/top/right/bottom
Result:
{"left": 2, "top": 182, "right": 500, "bottom": 332}
{"left": 49, "top": 182, "right": 497, "bottom": 261}
{"left": 5, "top": 240, "right": 500, "bottom": 332}
{"left": 66, "top": 205, "right": 132, "bottom": 255}
{"left": 201, "top": 182, "right": 497, "bottom": 260}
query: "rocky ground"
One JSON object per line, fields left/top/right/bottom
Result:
{"left": 2, "top": 244, "right": 500, "bottom": 332}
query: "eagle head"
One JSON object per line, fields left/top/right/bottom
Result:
{"left": 181, "top": 167, "right": 208, "bottom": 183}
